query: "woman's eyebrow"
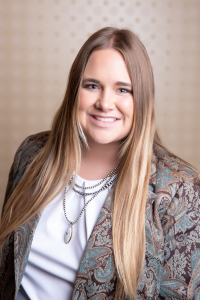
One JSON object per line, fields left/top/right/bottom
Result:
{"left": 115, "top": 81, "right": 133, "bottom": 88}
{"left": 82, "top": 78, "right": 100, "bottom": 84}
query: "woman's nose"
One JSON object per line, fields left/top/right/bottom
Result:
{"left": 95, "top": 89, "right": 115, "bottom": 111}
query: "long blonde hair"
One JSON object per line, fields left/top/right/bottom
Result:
{"left": 0, "top": 27, "right": 198, "bottom": 299}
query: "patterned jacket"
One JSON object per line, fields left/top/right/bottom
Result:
{"left": 1, "top": 131, "right": 200, "bottom": 300}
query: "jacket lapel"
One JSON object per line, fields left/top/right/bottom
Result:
{"left": 14, "top": 212, "right": 42, "bottom": 299}
{"left": 72, "top": 186, "right": 117, "bottom": 300}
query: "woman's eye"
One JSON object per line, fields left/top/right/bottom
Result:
{"left": 118, "top": 88, "right": 130, "bottom": 93}
{"left": 85, "top": 84, "right": 98, "bottom": 89}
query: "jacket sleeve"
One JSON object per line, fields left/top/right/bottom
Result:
{"left": 0, "top": 136, "right": 34, "bottom": 300}
{"left": 159, "top": 181, "right": 200, "bottom": 299}
{"left": 0, "top": 132, "right": 49, "bottom": 299}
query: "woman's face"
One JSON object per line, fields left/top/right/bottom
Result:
{"left": 78, "top": 48, "right": 134, "bottom": 147}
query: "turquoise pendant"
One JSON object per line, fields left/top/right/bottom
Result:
{"left": 65, "top": 225, "right": 73, "bottom": 244}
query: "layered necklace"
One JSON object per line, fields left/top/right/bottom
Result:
{"left": 63, "top": 164, "right": 119, "bottom": 244}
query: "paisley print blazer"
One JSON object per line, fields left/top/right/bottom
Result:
{"left": 1, "top": 131, "right": 200, "bottom": 300}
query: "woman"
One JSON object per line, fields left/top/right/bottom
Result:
{"left": 0, "top": 27, "right": 200, "bottom": 300}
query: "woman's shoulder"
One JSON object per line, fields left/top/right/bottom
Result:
{"left": 3, "top": 131, "right": 51, "bottom": 214}
{"left": 154, "top": 145, "right": 200, "bottom": 187}
{"left": 17, "top": 131, "right": 50, "bottom": 156}
{"left": 152, "top": 145, "right": 200, "bottom": 221}
{"left": 14, "top": 131, "right": 50, "bottom": 166}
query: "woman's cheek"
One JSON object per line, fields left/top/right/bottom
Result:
{"left": 117, "top": 97, "right": 134, "bottom": 118}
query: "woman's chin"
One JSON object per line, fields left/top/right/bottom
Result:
{"left": 86, "top": 135, "right": 121, "bottom": 147}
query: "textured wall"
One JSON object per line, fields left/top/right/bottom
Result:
{"left": 0, "top": 0, "right": 200, "bottom": 211}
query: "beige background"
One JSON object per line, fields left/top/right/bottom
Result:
{"left": 0, "top": 0, "right": 200, "bottom": 212}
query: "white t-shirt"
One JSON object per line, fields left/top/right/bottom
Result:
{"left": 17, "top": 175, "right": 113, "bottom": 300}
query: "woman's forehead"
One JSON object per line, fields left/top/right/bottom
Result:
{"left": 83, "top": 49, "right": 131, "bottom": 84}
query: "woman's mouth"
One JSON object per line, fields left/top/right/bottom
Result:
{"left": 89, "top": 115, "right": 120, "bottom": 127}
{"left": 93, "top": 116, "right": 117, "bottom": 122}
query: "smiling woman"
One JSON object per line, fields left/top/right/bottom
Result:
{"left": 1, "top": 27, "right": 200, "bottom": 300}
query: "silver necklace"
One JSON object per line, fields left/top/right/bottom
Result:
{"left": 72, "top": 164, "right": 119, "bottom": 190}
{"left": 72, "top": 174, "right": 116, "bottom": 196}
{"left": 63, "top": 164, "right": 119, "bottom": 244}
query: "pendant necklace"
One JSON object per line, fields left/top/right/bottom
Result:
{"left": 63, "top": 164, "right": 119, "bottom": 244}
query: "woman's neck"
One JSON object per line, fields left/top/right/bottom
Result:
{"left": 78, "top": 141, "right": 120, "bottom": 180}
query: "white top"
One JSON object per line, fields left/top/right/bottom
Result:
{"left": 17, "top": 175, "right": 113, "bottom": 300}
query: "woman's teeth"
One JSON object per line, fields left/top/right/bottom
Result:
{"left": 93, "top": 116, "right": 117, "bottom": 122}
